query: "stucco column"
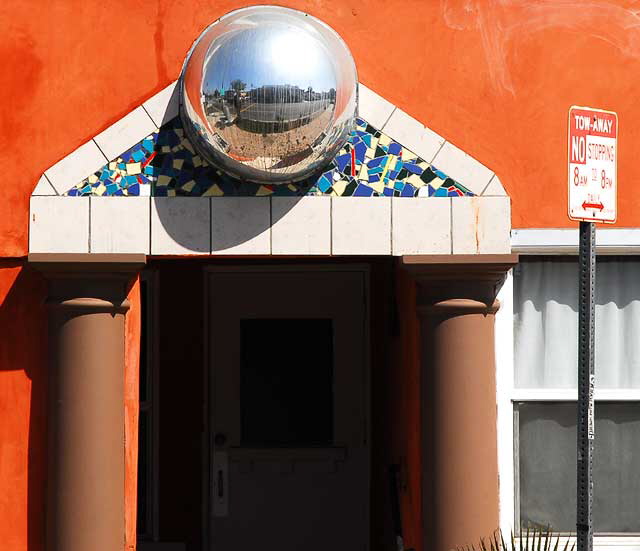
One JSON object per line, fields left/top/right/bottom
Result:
{"left": 31, "top": 254, "right": 144, "bottom": 551}
{"left": 402, "top": 255, "right": 517, "bottom": 551}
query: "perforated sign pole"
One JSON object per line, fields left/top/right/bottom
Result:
{"left": 577, "top": 220, "right": 595, "bottom": 551}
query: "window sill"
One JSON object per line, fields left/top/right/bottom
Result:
{"left": 513, "top": 536, "right": 640, "bottom": 551}
{"left": 511, "top": 389, "right": 640, "bottom": 401}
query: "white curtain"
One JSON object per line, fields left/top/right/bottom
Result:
{"left": 514, "top": 257, "right": 640, "bottom": 389}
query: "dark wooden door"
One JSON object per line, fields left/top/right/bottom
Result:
{"left": 207, "top": 267, "right": 370, "bottom": 551}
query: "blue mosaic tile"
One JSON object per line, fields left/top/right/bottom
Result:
{"left": 65, "top": 115, "right": 475, "bottom": 198}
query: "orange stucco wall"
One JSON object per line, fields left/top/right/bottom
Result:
{"left": 0, "top": 263, "right": 47, "bottom": 551}
{"left": 2, "top": 0, "right": 640, "bottom": 258}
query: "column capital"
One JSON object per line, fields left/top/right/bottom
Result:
{"left": 400, "top": 254, "right": 518, "bottom": 311}
{"left": 28, "top": 253, "right": 146, "bottom": 275}
{"left": 29, "top": 253, "right": 145, "bottom": 313}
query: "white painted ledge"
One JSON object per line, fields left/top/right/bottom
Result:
{"left": 511, "top": 228, "right": 640, "bottom": 254}
{"left": 28, "top": 196, "right": 511, "bottom": 256}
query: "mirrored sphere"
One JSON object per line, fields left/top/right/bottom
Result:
{"left": 180, "top": 6, "right": 358, "bottom": 184}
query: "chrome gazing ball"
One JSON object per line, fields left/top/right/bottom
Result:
{"left": 180, "top": 6, "right": 358, "bottom": 184}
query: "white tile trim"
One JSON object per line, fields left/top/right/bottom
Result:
{"left": 44, "top": 140, "right": 108, "bottom": 195}
{"left": 431, "top": 141, "right": 495, "bottom": 196}
{"left": 511, "top": 228, "right": 640, "bottom": 254}
{"left": 357, "top": 83, "right": 395, "bottom": 130}
{"left": 210, "top": 196, "right": 271, "bottom": 255}
{"left": 451, "top": 196, "right": 511, "bottom": 254}
{"left": 271, "top": 196, "right": 331, "bottom": 255}
{"left": 28, "top": 194, "right": 513, "bottom": 256}
{"left": 94, "top": 106, "right": 158, "bottom": 162}
{"left": 331, "top": 197, "right": 392, "bottom": 255}
{"left": 150, "top": 197, "right": 211, "bottom": 255}
{"left": 391, "top": 197, "right": 451, "bottom": 255}
{"left": 32, "top": 175, "right": 58, "bottom": 196}
{"left": 90, "top": 196, "right": 151, "bottom": 254}
{"left": 29, "top": 196, "right": 90, "bottom": 253}
{"left": 481, "top": 174, "right": 508, "bottom": 197}
{"left": 382, "top": 107, "right": 445, "bottom": 163}
{"left": 142, "top": 81, "right": 179, "bottom": 128}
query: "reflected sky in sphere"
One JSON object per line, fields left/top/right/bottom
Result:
{"left": 180, "top": 6, "right": 357, "bottom": 184}
{"left": 203, "top": 27, "right": 337, "bottom": 95}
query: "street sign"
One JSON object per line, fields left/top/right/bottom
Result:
{"left": 568, "top": 106, "right": 618, "bottom": 223}
{"left": 568, "top": 105, "right": 618, "bottom": 551}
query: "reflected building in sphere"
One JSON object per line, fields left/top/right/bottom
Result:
{"left": 180, "top": 6, "right": 358, "bottom": 183}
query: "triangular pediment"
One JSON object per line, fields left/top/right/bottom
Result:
{"left": 30, "top": 81, "right": 510, "bottom": 257}
{"left": 34, "top": 82, "right": 507, "bottom": 200}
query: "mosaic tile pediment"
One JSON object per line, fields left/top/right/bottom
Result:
{"left": 30, "top": 83, "right": 511, "bottom": 257}
{"left": 65, "top": 116, "right": 474, "bottom": 198}
{"left": 36, "top": 81, "right": 507, "bottom": 200}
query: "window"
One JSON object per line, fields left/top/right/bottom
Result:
{"left": 240, "top": 318, "right": 334, "bottom": 447}
{"left": 511, "top": 257, "right": 640, "bottom": 534}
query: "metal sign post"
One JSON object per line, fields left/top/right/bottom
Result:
{"left": 577, "top": 221, "right": 595, "bottom": 551}
{"left": 568, "top": 106, "right": 617, "bottom": 551}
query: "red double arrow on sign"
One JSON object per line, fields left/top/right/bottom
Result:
{"left": 581, "top": 201, "right": 604, "bottom": 211}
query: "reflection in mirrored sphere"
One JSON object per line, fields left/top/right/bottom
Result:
{"left": 180, "top": 6, "right": 358, "bottom": 183}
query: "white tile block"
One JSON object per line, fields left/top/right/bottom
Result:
{"left": 271, "top": 197, "right": 330, "bottom": 255}
{"left": 431, "top": 142, "right": 494, "bottom": 196}
{"left": 143, "top": 81, "right": 180, "bottom": 128}
{"left": 383, "top": 108, "right": 445, "bottom": 163}
{"left": 32, "top": 175, "right": 57, "bottom": 196}
{"left": 211, "top": 197, "right": 270, "bottom": 255}
{"left": 332, "top": 197, "right": 391, "bottom": 255}
{"left": 94, "top": 106, "right": 158, "bottom": 161}
{"left": 358, "top": 83, "right": 395, "bottom": 130}
{"left": 29, "top": 196, "right": 89, "bottom": 253}
{"left": 451, "top": 197, "right": 511, "bottom": 254}
{"left": 44, "top": 140, "right": 107, "bottom": 195}
{"left": 90, "top": 197, "right": 150, "bottom": 254}
{"left": 151, "top": 198, "right": 210, "bottom": 254}
{"left": 392, "top": 198, "right": 451, "bottom": 255}
{"left": 481, "top": 174, "right": 507, "bottom": 196}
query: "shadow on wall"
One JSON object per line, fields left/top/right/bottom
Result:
{"left": 153, "top": 194, "right": 302, "bottom": 253}
{"left": 0, "top": 262, "right": 47, "bottom": 551}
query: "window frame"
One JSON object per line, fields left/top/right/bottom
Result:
{"left": 137, "top": 269, "right": 161, "bottom": 543}
{"left": 497, "top": 229, "right": 640, "bottom": 550}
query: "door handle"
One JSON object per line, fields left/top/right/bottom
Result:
{"left": 212, "top": 450, "right": 228, "bottom": 517}
{"left": 217, "top": 468, "right": 224, "bottom": 498}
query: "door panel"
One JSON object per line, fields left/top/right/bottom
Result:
{"left": 207, "top": 269, "right": 369, "bottom": 551}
